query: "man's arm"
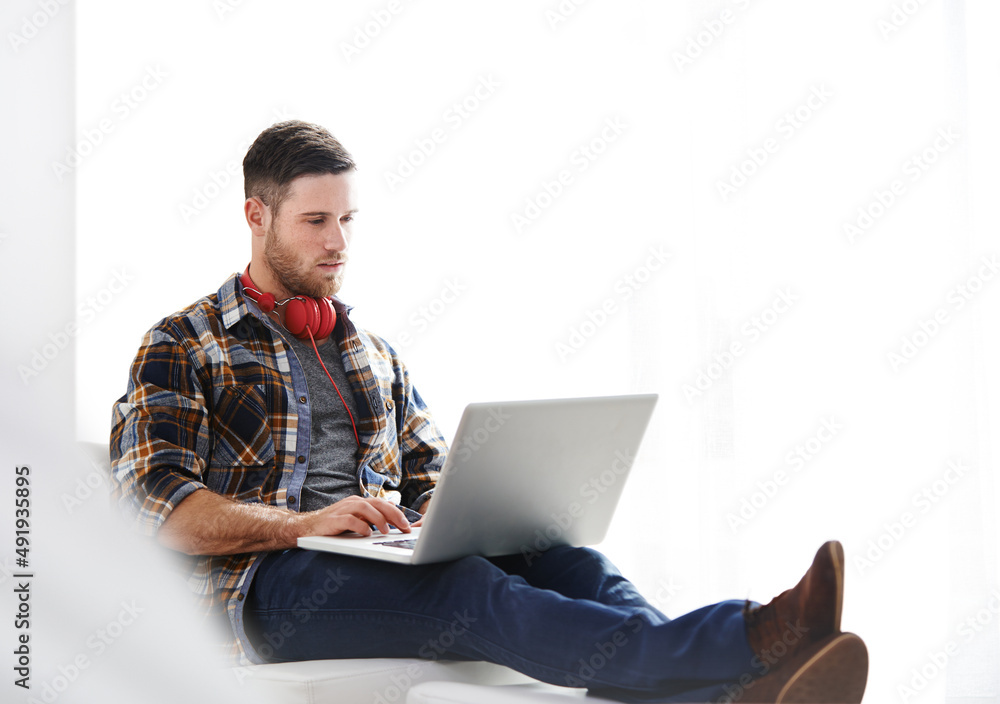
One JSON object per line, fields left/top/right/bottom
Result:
{"left": 157, "top": 490, "right": 414, "bottom": 556}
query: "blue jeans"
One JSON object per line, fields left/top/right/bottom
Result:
{"left": 244, "top": 546, "right": 758, "bottom": 702}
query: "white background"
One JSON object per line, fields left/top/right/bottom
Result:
{"left": 2, "top": 1, "right": 999, "bottom": 702}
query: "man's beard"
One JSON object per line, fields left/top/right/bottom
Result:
{"left": 263, "top": 224, "right": 345, "bottom": 299}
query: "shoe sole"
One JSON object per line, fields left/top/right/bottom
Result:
{"left": 773, "top": 632, "right": 868, "bottom": 703}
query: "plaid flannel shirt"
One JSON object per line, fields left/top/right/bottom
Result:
{"left": 109, "top": 273, "right": 447, "bottom": 664}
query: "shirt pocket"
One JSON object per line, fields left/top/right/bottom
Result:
{"left": 207, "top": 384, "right": 277, "bottom": 497}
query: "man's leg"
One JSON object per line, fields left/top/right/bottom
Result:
{"left": 489, "top": 545, "right": 665, "bottom": 613}
{"left": 244, "top": 547, "right": 756, "bottom": 700}
{"left": 488, "top": 543, "right": 868, "bottom": 703}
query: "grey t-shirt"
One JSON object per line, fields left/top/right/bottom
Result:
{"left": 286, "top": 334, "right": 361, "bottom": 512}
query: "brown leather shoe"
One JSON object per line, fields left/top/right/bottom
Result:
{"left": 744, "top": 541, "right": 845, "bottom": 664}
{"left": 739, "top": 632, "right": 868, "bottom": 703}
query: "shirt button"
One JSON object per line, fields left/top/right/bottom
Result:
{"left": 299, "top": 396, "right": 307, "bottom": 403}
{"left": 297, "top": 455, "right": 306, "bottom": 463}
{"left": 237, "top": 593, "right": 245, "bottom": 602}
{"left": 385, "top": 399, "right": 394, "bottom": 412}
{"left": 288, "top": 496, "right": 296, "bottom": 504}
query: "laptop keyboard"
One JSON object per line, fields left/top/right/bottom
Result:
{"left": 374, "top": 538, "right": 418, "bottom": 550}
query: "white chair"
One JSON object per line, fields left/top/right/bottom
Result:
{"left": 406, "top": 681, "right": 626, "bottom": 704}
{"left": 236, "top": 659, "right": 534, "bottom": 704}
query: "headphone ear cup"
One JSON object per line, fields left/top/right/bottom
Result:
{"left": 285, "top": 297, "right": 320, "bottom": 338}
{"left": 316, "top": 298, "right": 337, "bottom": 339}
{"left": 257, "top": 293, "right": 276, "bottom": 314}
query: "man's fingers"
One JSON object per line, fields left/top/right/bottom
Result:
{"left": 337, "top": 515, "right": 377, "bottom": 537}
{"left": 369, "top": 498, "right": 411, "bottom": 533}
{"left": 314, "top": 497, "right": 411, "bottom": 536}
{"left": 349, "top": 500, "right": 394, "bottom": 535}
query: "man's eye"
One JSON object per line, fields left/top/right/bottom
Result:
{"left": 341, "top": 215, "right": 353, "bottom": 223}
{"left": 309, "top": 219, "right": 325, "bottom": 225}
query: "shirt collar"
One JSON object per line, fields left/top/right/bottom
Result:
{"left": 217, "top": 272, "right": 354, "bottom": 331}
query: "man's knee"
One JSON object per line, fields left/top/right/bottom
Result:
{"left": 442, "top": 554, "right": 506, "bottom": 581}
{"left": 545, "top": 545, "right": 621, "bottom": 574}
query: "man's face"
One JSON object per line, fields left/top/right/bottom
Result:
{"left": 263, "top": 171, "right": 358, "bottom": 299}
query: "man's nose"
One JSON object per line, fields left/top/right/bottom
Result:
{"left": 324, "top": 224, "right": 349, "bottom": 251}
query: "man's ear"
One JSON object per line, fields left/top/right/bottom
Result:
{"left": 244, "top": 197, "right": 270, "bottom": 236}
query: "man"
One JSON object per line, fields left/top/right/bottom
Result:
{"left": 110, "top": 120, "right": 867, "bottom": 702}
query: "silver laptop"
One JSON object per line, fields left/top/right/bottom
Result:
{"left": 297, "top": 393, "right": 657, "bottom": 564}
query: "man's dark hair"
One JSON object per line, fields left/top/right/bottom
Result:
{"left": 243, "top": 120, "right": 356, "bottom": 215}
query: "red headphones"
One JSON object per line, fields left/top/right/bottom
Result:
{"left": 239, "top": 264, "right": 360, "bottom": 447}
{"left": 240, "top": 265, "right": 337, "bottom": 340}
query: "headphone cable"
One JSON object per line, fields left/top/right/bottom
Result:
{"left": 306, "top": 326, "right": 361, "bottom": 448}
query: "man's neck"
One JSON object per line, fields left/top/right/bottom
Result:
{"left": 247, "top": 261, "right": 293, "bottom": 302}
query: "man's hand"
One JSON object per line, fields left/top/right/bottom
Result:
{"left": 412, "top": 498, "right": 431, "bottom": 527}
{"left": 299, "top": 496, "right": 412, "bottom": 538}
